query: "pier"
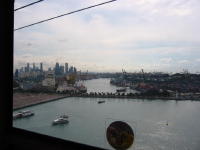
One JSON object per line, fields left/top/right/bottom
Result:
{"left": 74, "top": 92, "right": 200, "bottom": 101}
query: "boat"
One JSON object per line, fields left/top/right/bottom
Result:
{"left": 59, "top": 114, "right": 69, "bottom": 119}
{"left": 21, "top": 110, "right": 34, "bottom": 117}
{"left": 13, "top": 112, "right": 23, "bottom": 119}
{"left": 79, "top": 85, "right": 87, "bottom": 93}
{"left": 52, "top": 118, "right": 69, "bottom": 125}
{"left": 52, "top": 115, "right": 69, "bottom": 125}
{"left": 13, "top": 110, "right": 34, "bottom": 119}
{"left": 116, "top": 88, "right": 126, "bottom": 92}
{"left": 98, "top": 100, "right": 105, "bottom": 104}
{"left": 75, "top": 83, "right": 87, "bottom": 93}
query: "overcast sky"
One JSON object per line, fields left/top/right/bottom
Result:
{"left": 14, "top": 0, "right": 200, "bottom": 73}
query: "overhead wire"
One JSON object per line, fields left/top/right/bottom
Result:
{"left": 14, "top": 0, "right": 117, "bottom": 31}
{"left": 14, "top": 0, "right": 44, "bottom": 11}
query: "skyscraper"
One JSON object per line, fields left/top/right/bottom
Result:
{"left": 20, "top": 67, "right": 24, "bottom": 73}
{"left": 33, "top": 63, "right": 35, "bottom": 71}
{"left": 69, "top": 66, "right": 73, "bottom": 73}
{"left": 55, "top": 62, "right": 60, "bottom": 75}
{"left": 74, "top": 67, "right": 77, "bottom": 73}
{"left": 40, "top": 62, "right": 43, "bottom": 72}
{"left": 65, "top": 63, "right": 68, "bottom": 73}
{"left": 60, "top": 66, "right": 64, "bottom": 75}
{"left": 27, "top": 63, "right": 30, "bottom": 72}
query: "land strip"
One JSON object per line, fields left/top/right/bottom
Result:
{"left": 13, "top": 92, "right": 69, "bottom": 110}
{"left": 13, "top": 92, "right": 200, "bottom": 110}
{"left": 75, "top": 95, "right": 200, "bottom": 101}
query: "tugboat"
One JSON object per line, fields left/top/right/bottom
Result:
{"left": 116, "top": 88, "right": 126, "bottom": 92}
{"left": 52, "top": 115, "right": 69, "bottom": 125}
{"left": 98, "top": 100, "right": 105, "bottom": 104}
{"left": 13, "top": 110, "right": 34, "bottom": 120}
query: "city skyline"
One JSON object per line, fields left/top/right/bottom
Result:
{"left": 14, "top": 0, "right": 200, "bottom": 73}
{"left": 14, "top": 61, "right": 200, "bottom": 75}
{"left": 15, "top": 62, "right": 77, "bottom": 73}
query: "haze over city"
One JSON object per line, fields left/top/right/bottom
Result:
{"left": 14, "top": 0, "right": 200, "bottom": 73}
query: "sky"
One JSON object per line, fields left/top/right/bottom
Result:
{"left": 14, "top": 0, "right": 200, "bottom": 73}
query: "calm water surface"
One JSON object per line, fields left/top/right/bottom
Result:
{"left": 13, "top": 78, "right": 200, "bottom": 150}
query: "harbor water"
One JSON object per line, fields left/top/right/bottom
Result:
{"left": 13, "top": 78, "right": 200, "bottom": 150}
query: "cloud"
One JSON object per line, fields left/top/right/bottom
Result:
{"left": 160, "top": 58, "right": 173, "bottom": 64}
{"left": 13, "top": 0, "right": 200, "bottom": 72}
{"left": 178, "top": 60, "right": 190, "bottom": 64}
{"left": 168, "top": 7, "right": 192, "bottom": 16}
{"left": 195, "top": 58, "right": 200, "bottom": 62}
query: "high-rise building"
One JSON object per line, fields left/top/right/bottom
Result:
{"left": 60, "top": 66, "right": 64, "bottom": 75}
{"left": 25, "top": 66, "right": 28, "bottom": 72}
{"left": 65, "top": 63, "right": 68, "bottom": 73}
{"left": 40, "top": 62, "right": 43, "bottom": 72}
{"left": 33, "top": 63, "right": 35, "bottom": 71}
{"left": 27, "top": 63, "right": 30, "bottom": 72}
{"left": 55, "top": 62, "right": 60, "bottom": 75}
{"left": 20, "top": 67, "right": 24, "bottom": 73}
{"left": 69, "top": 66, "right": 73, "bottom": 73}
{"left": 74, "top": 67, "right": 77, "bottom": 73}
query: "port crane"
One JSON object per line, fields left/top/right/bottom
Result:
{"left": 141, "top": 69, "right": 145, "bottom": 82}
{"left": 122, "top": 69, "right": 126, "bottom": 74}
{"left": 122, "top": 69, "right": 128, "bottom": 80}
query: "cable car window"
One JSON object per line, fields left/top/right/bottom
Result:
{"left": 13, "top": 0, "right": 200, "bottom": 149}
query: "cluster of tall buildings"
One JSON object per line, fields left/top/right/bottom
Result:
{"left": 14, "top": 62, "right": 77, "bottom": 79}
{"left": 19, "top": 62, "right": 43, "bottom": 73}
{"left": 14, "top": 63, "right": 43, "bottom": 78}
{"left": 52, "top": 62, "right": 77, "bottom": 76}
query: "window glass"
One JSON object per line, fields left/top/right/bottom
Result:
{"left": 13, "top": 0, "right": 200, "bottom": 150}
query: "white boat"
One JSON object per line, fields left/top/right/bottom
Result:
{"left": 21, "top": 110, "right": 34, "bottom": 117}
{"left": 13, "top": 112, "right": 23, "bottom": 119}
{"left": 13, "top": 110, "right": 34, "bottom": 119}
{"left": 52, "top": 115, "right": 69, "bottom": 125}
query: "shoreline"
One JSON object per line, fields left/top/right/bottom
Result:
{"left": 13, "top": 92, "right": 69, "bottom": 110}
{"left": 13, "top": 92, "right": 200, "bottom": 110}
{"left": 13, "top": 95, "right": 69, "bottom": 111}
{"left": 75, "top": 95, "right": 200, "bottom": 101}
